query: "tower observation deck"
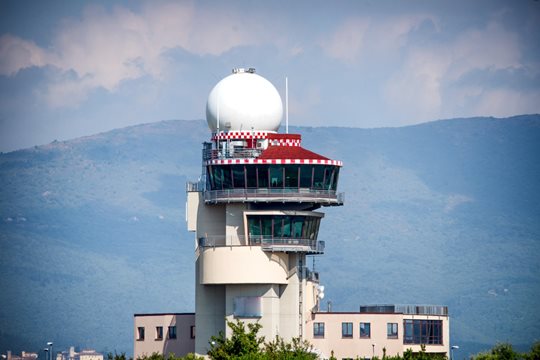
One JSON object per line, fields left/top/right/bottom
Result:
{"left": 186, "top": 68, "right": 344, "bottom": 355}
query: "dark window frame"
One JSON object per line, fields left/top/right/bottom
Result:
{"left": 342, "top": 322, "right": 353, "bottom": 338}
{"left": 137, "top": 326, "right": 145, "bottom": 341}
{"left": 313, "top": 322, "right": 325, "bottom": 338}
{"left": 360, "top": 322, "right": 371, "bottom": 338}
{"left": 387, "top": 322, "right": 398, "bottom": 339}
{"left": 167, "top": 326, "right": 177, "bottom": 340}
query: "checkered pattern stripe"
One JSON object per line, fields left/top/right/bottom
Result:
{"left": 206, "top": 159, "right": 343, "bottom": 166}
{"left": 211, "top": 131, "right": 269, "bottom": 140}
{"left": 269, "top": 139, "right": 301, "bottom": 147}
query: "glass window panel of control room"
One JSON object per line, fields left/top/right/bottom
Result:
{"left": 313, "top": 166, "right": 325, "bottom": 189}
{"left": 257, "top": 165, "right": 268, "bottom": 188}
{"left": 300, "top": 165, "right": 313, "bottom": 188}
{"left": 270, "top": 166, "right": 283, "bottom": 187}
{"left": 246, "top": 166, "right": 257, "bottom": 188}
{"left": 232, "top": 165, "right": 245, "bottom": 188}
{"left": 284, "top": 165, "right": 299, "bottom": 188}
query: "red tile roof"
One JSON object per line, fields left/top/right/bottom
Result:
{"left": 258, "top": 145, "right": 330, "bottom": 160}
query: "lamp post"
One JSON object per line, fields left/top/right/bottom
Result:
{"left": 451, "top": 345, "right": 459, "bottom": 360}
{"left": 43, "top": 348, "right": 49, "bottom": 360}
{"left": 47, "top": 342, "right": 53, "bottom": 360}
{"left": 372, "top": 343, "right": 376, "bottom": 359}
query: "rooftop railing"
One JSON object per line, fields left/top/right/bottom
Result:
{"left": 203, "top": 188, "right": 344, "bottom": 205}
{"left": 359, "top": 305, "right": 448, "bottom": 316}
{"left": 197, "top": 235, "right": 325, "bottom": 254}
{"left": 203, "top": 148, "right": 263, "bottom": 161}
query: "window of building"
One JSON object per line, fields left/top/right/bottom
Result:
{"left": 342, "top": 322, "right": 353, "bottom": 338}
{"left": 137, "top": 327, "right": 145, "bottom": 341}
{"left": 155, "top": 326, "right": 163, "bottom": 340}
{"left": 167, "top": 326, "right": 177, "bottom": 339}
{"left": 207, "top": 164, "right": 340, "bottom": 191}
{"left": 313, "top": 322, "right": 325, "bottom": 337}
{"left": 360, "top": 322, "right": 371, "bottom": 338}
{"left": 403, "top": 320, "right": 443, "bottom": 344}
{"left": 247, "top": 215, "right": 322, "bottom": 244}
{"left": 233, "top": 296, "right": 262, "bottom": 317}
{"left": 387, "top": 323, "right": 398, "bottom": 338}
{"left": 190, "top": 325, "right": 196, "bottom": 339}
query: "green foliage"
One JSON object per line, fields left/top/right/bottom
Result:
{"left": 208, "top": 319, "right": 265, "bottom": 359}
{"left": 108, "top": 352, "right": 131, "bottom": 360}
{"left": 135, "top": 352, "right": 203, "bottom": 360}
{"left": 471, "top": 342, "right": 540, "bottom": 360}
{"left": 207, "top": 319, "right": 318, "bottom": 360}
{"left": 263, "top": 336, "right": 317, "bottom": 360}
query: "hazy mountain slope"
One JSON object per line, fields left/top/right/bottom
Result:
{"left": 1, "top": 116, "right": 539, "bottom": 357}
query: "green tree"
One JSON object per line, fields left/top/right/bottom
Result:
{"left": 208, "top": 319, "right": 264, "bottom": 359}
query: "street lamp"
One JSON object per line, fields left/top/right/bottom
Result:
{"left": 47, "top": 342, "right": 53, "bottom": 360}
{"left": 372, "top": 343, "right": 376, "bottom": 358}
{"left": 451, "top": 345, "right": 459, "bottom": 360}
{"left": 44, "top": 348, "right": 49, "bottom": 360}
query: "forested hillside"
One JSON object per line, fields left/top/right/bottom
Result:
{"left": 1, "top": 115, "right": 539, "bottom": 357}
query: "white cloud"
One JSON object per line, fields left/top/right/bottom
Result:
{"left": 320, "top": 14, "right": 437, "bottom": 63}
{"left": 0, "top": 34, "right": 48, "bottom": 75}
{"left": 382, "top": 20, "right": 536, "bottom": 124}
{"left": 0, "top": 2, "right": 274, "bottom": 108}
{"left": 320, "top": 17, "right": 370, "bottom": 63}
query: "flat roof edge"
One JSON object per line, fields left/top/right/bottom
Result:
{"left": 134, "top": 312, "right": 195, "bottom": 317}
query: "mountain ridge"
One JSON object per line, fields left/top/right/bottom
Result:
{"left": 1, "top": 115, "right": 539, "bottom": 357}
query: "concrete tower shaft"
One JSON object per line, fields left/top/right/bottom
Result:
{"left": 186, "top": 69, "right": 343, "bottom": 355}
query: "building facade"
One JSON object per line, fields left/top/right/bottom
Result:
{"left": 133, "top": 313, "right": 195, "bottom": 359}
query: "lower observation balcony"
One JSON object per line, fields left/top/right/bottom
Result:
{"left": 198, "top": 235, "right": 325, "bottom": 254}
{"left": 201, "top": 187, "right": 344, "bottom": 205}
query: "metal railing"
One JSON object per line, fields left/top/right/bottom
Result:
{"left": 203, "top": 148, "right": 263, "bottom": 161}
{"left": 203, "top": 188, "right": 344, "bottom": 204}
{"left": 186, "top": 181, "right": 204, "bottom": 192}
{"left": 359, "top": 304, "right": 448, "bottom": 316}
{"left": 197, "top": 235, "right": 325, "bottom": 254}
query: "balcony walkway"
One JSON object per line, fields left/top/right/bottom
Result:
{"left": 198, "top": 235, "right": 325, "bottom": 255}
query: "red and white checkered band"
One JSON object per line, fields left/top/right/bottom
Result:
{"left": 269, "top": 139, "right": 301, "bottom": 147}
{"left": 211, "top": 131, "right": 269, "bottom": 141}
{"left": 205, "top": 159, "right": 343, "bottom": 166}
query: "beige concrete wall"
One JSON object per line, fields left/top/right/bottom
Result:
{"left": 277, "top": 253, "right": 301, "bottom": 340}
{"left": 186, "top": 192, "right": 199, "bottom": 232}
{"left": 134, "top": 314, "right": 195, "bottom": 359}
{"left": 196, "top": 197, "right": 226, "bottom": 239}
{"left": 199, "top": 246, "right": 288, "bottom": 284}
{"left": 195, "top": 257, "right": 226, "bottom": 355}
{"left": 307, "top": 312, "right": 449, "bottom": 359}
{"left": 224, "top": 284, "right": 281, "bottom": 340}
{"left": 225, "top": 204, "right": 246, "bottom": 245}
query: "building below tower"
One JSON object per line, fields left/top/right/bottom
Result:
{"left": 134, "top": 305, "right": 449, "bottom": 359}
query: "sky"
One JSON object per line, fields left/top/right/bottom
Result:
{"left": 0, "top": 0, "right": 539, "bottom": 152}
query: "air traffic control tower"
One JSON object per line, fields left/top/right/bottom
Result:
{"left": 186, "top": 68, "right": 343, "bottom": 354}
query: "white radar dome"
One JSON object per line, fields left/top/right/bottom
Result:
{"left": 206, "top": 68, "right": 283, "bottom": 132}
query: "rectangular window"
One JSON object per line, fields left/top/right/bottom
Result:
{"left": 155, "top": 326, "right": 163, "bottom": 340}
{"left": 403, "top": 320, "right": 443, "bottom": 344}
{"left": 387, "top": 323, "right": 398, "bottom": 338}
{"left": 167, "top": 326, "right": 177, "bottom": 339}
{"left": 269, "top": 166, "right": 283, "bottom": 187}
{"left": 190, "top": 325, "right": 196, "bottom": 339}
{"left": 360, "top": 322, "right": 371, "bottom": 338}
{"left": 313, "top": 322, "right": 325, "bottom": 337}
{"left": 342, "top": 322, "right": 353, "bottom": 338}
{"left": 137, "top": 327, "right": 145, "bottom": 341}
{"left": 233, "top": 296, "right": 262, "bottom": 317}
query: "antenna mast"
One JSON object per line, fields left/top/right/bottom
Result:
{"left": 285, "top": 76, "right": 289, "bottom": 134}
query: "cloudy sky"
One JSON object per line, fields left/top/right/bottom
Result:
{"left": 0, "top": 0, "right": 539, "bottom": 152}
